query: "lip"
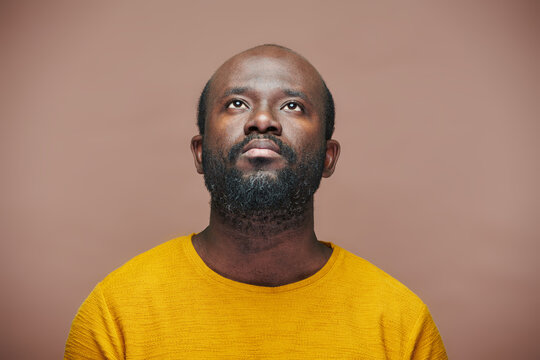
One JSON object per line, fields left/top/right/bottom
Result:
{"left": 242, "top": 139, "right": 281, "bottom": 155}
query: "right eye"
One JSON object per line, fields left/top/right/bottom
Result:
{"left": 227, "top": 100, "right": 248, "bottom": 109}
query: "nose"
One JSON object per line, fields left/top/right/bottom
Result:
{"left": 244, "top": 107, "right": 282, "bottom": 136}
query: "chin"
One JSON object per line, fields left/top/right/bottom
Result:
{"left": 242, "top": 169, "right": 280, "bottom": 181}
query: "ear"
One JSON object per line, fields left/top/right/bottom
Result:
{"left": 322, "top": 139, "right": 340, "bottom": 178}
{"left": 190, "top": 135, "right": 204, "bottom": 174}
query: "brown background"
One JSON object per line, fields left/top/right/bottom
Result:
{"left": 1, "top": 1, "right": 539, "bottom": 359}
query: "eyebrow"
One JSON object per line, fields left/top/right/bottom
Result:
{"left": 222, "top": 87, "right": 249, "bottom": 98}
{"left": 283, "top": 89, "right": 308, "bottom": 101}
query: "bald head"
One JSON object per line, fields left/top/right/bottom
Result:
{"left": 197, "top": 44, "right": 335, "bottom": 140}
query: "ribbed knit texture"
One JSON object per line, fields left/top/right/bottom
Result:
{"left": 65, "top": 234, "right": 447, "bottom": 359}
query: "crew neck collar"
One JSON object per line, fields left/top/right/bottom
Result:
{"left": 183, "top": 233, "right": 343, "bottom": 293}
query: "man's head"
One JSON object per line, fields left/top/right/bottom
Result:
{"left": 190, "top": 45, "right": 340, "bottom": 231}
{"left": 197, "top": 44, "right": 336, "bottom": 141}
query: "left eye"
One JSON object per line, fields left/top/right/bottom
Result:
{"left": 283, "top": 102, "right": 302, "bottom": 112}
{"left": 227, "top": 100, "right": 248, "bottom": 109}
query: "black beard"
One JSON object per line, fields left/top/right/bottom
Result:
{"left": 202, "top": 134, "right": 326, "bottom": 235}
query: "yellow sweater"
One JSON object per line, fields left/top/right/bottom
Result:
{"left": 65, "top": 235, "right": 447, "bottom": 359}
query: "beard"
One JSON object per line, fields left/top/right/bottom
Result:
{"left": 202, "top": 134, "right": 326, "bottom": 234}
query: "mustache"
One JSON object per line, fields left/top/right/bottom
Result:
{"left": 227, "top": 134, "right": 297, "bottom": 164}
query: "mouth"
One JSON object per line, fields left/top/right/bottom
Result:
{"left": 241, "top": 139, "right": 282, "bottom": 158}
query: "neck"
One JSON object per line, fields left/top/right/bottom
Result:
{"left": 192, "top": 199, "right": 333, "bottom": 286}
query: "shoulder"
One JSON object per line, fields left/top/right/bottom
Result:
{"left": 332, "top": 243, "right": 427, "bottom": 314}
{"left": 98, "top": 234, "right": 193, "bottom": 295}
{"left": 330, "top": 244, "right": 447, "bottom": 358}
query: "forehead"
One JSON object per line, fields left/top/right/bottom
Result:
{"left": 209, "top": 51, "right": 325, "bottom": 103}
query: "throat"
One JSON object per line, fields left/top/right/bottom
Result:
{"left": 196, "top": 197, "right": 328, "bottom": 286}
{"left": 213, "top": 203, "right": 311, "bottom": 240}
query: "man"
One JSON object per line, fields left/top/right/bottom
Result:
{"left": 65, "top": 44, "right": 447, "bottom": 359}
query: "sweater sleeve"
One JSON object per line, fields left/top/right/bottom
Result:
{"left": 403, "top": 304, "right": 448, "bottom": 360}
{"left": 64, "top": 283, "right": 125, "bottom": 360}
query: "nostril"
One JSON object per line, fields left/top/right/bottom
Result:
{"left": 247, "top": 125, "right": 278, "bottom": 133}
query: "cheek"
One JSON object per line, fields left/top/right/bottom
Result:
{"left": 206, "top": 114, "right": 247, "bottom": 145}
{"left": 283, "top": 122, "right": 326, "bottom": 149}
{"left": 203, "top": 130, "right": 243, "bottom": 162}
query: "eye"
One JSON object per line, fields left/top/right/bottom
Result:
{"left": 227, "top": 100, "right": 248, "bottom": 109}
{"left": 282, "top": 102, "right": 303, "bottom": 112}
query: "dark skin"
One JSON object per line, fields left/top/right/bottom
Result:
{"left": 190, "top": 46, "right": 340, "bottom": 286}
